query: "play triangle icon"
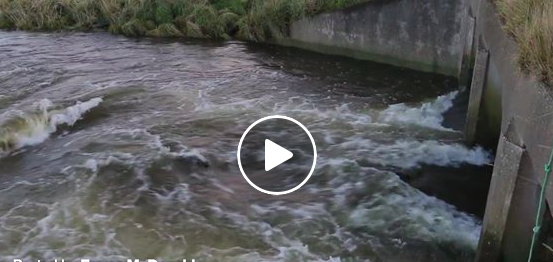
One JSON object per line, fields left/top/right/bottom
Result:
{"left": 265, "top": 139, "right": 294, "bottom": 171}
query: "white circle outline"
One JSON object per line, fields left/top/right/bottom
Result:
{"left": 237, "top": 115, "right": 317, "bottom": 195}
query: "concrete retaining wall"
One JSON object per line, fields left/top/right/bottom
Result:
{"left": 278, "top": 0, "right": 467, "bottom": 77}
{"left": 465, "top": 0, "right": 553, "bottom": 261}
{"left": 279, "top": 0, "right": 553, "bottom": 260}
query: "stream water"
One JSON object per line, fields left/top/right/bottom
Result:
{"left": 0, "top": 31, "right": 492, "bottom": 262}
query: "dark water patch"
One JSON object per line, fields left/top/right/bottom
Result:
{"left": 400, "top": 164, "right": 493, "bottom": 218}
{"left": 245, "top": 42, "right": 458, "bottom": 105}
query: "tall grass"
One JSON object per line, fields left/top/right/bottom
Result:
{"left": 496, "top": 0, "right": 553, "bottom": 85}
{"left": 0, "top": 0, "right": 368, "bottom": 40}
{"left": 0, "top": 0, "right": 550, "bottom": 86}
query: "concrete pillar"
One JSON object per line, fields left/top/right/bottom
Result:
{"left": 465, "top": 45, "right": 489, "bottom": 145}
{"left": 476, "top": 135, "right": 524, "bottom": 262}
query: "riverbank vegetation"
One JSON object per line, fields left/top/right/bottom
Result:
{"left": 0, "top": 0, "right": 367, "bottom": 41}
{"left": 0, "top": 0, "right": 550, "bottom": 86}
{"left": 496, "top": 0, "right": 553, "bottom": 85}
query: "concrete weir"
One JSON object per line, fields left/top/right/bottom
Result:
{"left": 281, "top": 0, "right": 553, "bottom": 261}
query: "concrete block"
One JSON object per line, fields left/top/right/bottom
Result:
{"left": 476, "top": 136, "right": 524, "bottom": 262}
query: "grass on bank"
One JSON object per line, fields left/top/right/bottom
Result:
{"left": 495, "top": 0, "right": 553, "bottom": 85}
{"left": 0, "top": 0, "right": 549, "bottom": 86}
{"left": 0, "top": 0, "right": 367, "bottom": 41}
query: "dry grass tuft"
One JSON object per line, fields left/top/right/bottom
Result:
{"left": 496, "top": 0, "right": 553, "bottom": 85}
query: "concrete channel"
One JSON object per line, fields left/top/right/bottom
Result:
{"left": 279, "top": 0, "right": 553, "bottom": 261}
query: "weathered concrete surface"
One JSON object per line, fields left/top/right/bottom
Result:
{"left": 458, "top": 12, "right": 477, "bottom": 91}
{"left": 278, "top": 0, "right": 467, "bottom": 76}
{"left": 278, "top": 0, "right": 553, "bottom": 260}
{"left": 465, "top": 47, "right": 489, "bottom": 145}
{"left": 467, "top": 0, "right": 553, "bottom": 261}
{"left": 475, "top": 135, "right": 523, "bottom": 262}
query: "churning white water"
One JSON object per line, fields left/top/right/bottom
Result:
{"left": 378, "top": 91, "right": 458, "bottom": 130}
{"left": 0, "top": 97, "right": 103, "bottom": 152}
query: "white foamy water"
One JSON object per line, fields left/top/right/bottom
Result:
{"left": 0, "top": 97, "right": 102, "bottom": 153}
{"left": 379, "top": 91, "right": 458, "bottom": 130}
{"left": 333, "top": 138, "right": 491, "bottom": 169}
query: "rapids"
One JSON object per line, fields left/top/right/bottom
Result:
{"left": 0, "top": 31, "right": 491, "bottom": 262}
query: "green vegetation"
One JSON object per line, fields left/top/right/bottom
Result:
{"left": 0, "top": 0, "right": 550, "bottom": 86}
{"left": 0, "top": 0, "right": 368, "bottom": 41}
{"left": 496, "top": 0, "right": 553, "bottom": 85}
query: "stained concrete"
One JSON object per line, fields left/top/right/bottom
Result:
{"left": 278, "top": 0, "right": 467, "bottom": 77}
{"left": 465, "top": 47, "right": 489, "bottom": 145}
{"left": 476, "top": 135, "right": 524, "bottom": 262}
{"left": 466, "top": 0, "right": 553, "bottom": 261}
{"left": 278, "top": 0, "right": 553, "bottom": 260}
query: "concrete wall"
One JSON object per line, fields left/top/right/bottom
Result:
{"left": 278, "top": 0, "right": 467, "bottom": 77}
{"left": 466, "top": 0, "right": 553, "bottom": 261}
{"left": 278, "top": 0, "right": 553, "bottom": 260}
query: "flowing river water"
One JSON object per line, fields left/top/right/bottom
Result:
{"left": 0, "top": 32, "right": 492, "bottom": 262}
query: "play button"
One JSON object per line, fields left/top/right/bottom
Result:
{"left": 265, "top": 139, "right": 294, "bottom": 171}
{"left": 237, "top": 115, "right": 317, "bottom": 195}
